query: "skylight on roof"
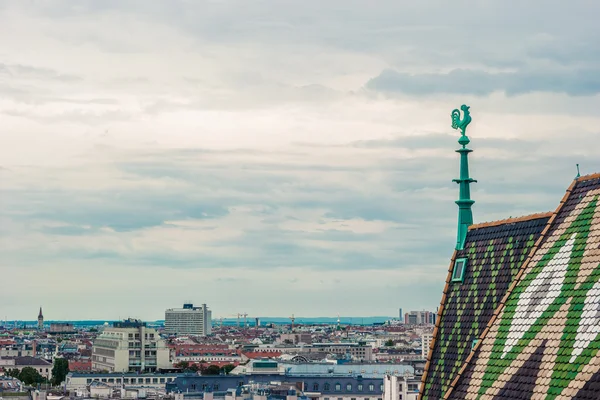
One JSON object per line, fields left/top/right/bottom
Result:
{"left": 452, "top": 258, "right": 468, "bottom": 283}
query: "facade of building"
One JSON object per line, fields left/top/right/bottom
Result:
{"left": 278, "top": 333, "right": 312, "bottom": 345}
{"left": 50, "top": 323, "right": 75, "bottom": 334}
{"left": 65, "top": 372, "right": 180, "bottom": 392}
{"left": 403, "top": 312, "right": 434, "bottom": 326}
{"left": 420, "top": 334, "right": 432, "bottom": 360}
{"left": 383, "top": 374, "right": 421, "bottom": 400}
{"left": 420, "top": 108, "right": 600, "bottom": 399}
{"left": 0, "top": 356, "right": 53, "bottom": 380}
{"left": 169, "top": 373, "right": 396, "bottom": 400}
{"left": 165, "top": 303, "right": 212, "bottom": 336}
{"left": 91, "top": 319, "right": 170, "bottom": 373}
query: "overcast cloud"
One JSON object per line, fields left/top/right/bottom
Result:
{"left": 1, "top": 0, "right": 599, "bottom": 321}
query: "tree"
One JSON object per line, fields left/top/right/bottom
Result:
{"left": 384, "top": 339, "right": 394, "bottom": 347}
{"left": 222, "top": 364, "right": 236, "bottom": 374}
{"left": 51, "top": 358, "right": 69, "bottom": 385}
{"left": 202, "top": 365, "right": 221, "bottom": 375}
{"left": 6, "top": 368, "right": 20, "bottom": 378}
{"left": 188, "top": 364, "right": 200, "bottom": 373}
{"left": 18, "top": 367, "right": 45, "bottom": 385}
{"left": 174, "top": 361, "right": 189, "bottom": 370}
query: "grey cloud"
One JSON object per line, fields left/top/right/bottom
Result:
{"left": 0, "top": 63, "right": 81, "bottom": 82}
{"left": 2, "top": 109, "right": 132, "bottom": 124}
{"left": 366, "top": 68, "right": 600, "bottom": 96}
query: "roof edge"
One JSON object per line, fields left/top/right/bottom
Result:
{"left": 468, "top": 212, "right": 553, "bottom": 231}
{"left": 418, "top": 249, "right": 459, "bottom": 400}
{"left": 577, "top": 172, "right": 600, "bottom": 182}
{"left": 442, "top": 178, "right": 579, "bottom": 400}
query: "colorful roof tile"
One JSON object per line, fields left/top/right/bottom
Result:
{"left": 422, "top": 174, "right": 600, "bottom": 400}
{"left": 420, "top": 213, "right": 551, "bottom": 400}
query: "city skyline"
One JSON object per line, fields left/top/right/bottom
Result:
{"left": 1, "top": 1, "right": 600, "bottom": 320}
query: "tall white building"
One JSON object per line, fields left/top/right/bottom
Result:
{"left": 421, "top": 332, "right": 433, "bottom": 360}
{"left": 92, "top": 319, "right": 170, "bottom": 373}
{"left": 165, "top": 303, "right": 212, "bottom": 336}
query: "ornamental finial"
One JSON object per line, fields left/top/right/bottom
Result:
{"left": 451, "top": 105, "right": 472, "bottom": 146}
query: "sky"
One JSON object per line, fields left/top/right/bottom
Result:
{"left": 1, "top": 0, "right": 600, "bottom": 321}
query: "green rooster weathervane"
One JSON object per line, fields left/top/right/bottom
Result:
{"left": 451, "top": 105, "right": 476, "bottom": 251}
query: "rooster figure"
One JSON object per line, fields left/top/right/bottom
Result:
{"left": 451, "top": 104, "right": 471, "bottom": 136}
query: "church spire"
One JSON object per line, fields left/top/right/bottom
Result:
{"left": 451, "top": 105, "right": 477, "bottom": 250}
{"left": 38, "top": 307, "right": 44, "bottom": 330}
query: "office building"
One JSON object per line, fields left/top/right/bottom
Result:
{"left": 91, "top": 318, "right": 170, "bottom": 373}
{"left": 165, "top": 303, "right": 212, "bottom": 336}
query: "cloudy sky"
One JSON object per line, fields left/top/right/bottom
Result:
{"left": 1, "top": 0, "right": 599, "bottom": 321}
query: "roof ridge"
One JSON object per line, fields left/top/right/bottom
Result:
{"left": 468, "top": 212, "right": 553, "bottom": 230}
{"left": 577, "top": 172, "right": 600, "bottom": 182}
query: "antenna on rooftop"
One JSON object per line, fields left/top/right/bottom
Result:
{"left": 576, "top": 164, "right": 581, "bottom": 179}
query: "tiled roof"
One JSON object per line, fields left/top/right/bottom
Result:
{"left": 13, "top": 356, "right": 51, "bottom": 366}
{"left": 420, "top": 213, "right": 551, "bottom": 400}
{"left": 423, "top": 174, "right": 600, "bottom": 400}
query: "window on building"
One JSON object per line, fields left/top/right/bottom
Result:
{"left": 452, "top": 258, "right": 468, "bottom": 283}
{"left": 124, "top": 379, "right": 130, "bottom": 384}
{"left": 87, "top": 379, "right": 92, "bottom": 384}
{"left": 335, "top": 383, "right": 341, "bottom": 391}
{"left": 116, "top": 379, "right": 121, "bottom": 384}
{"left": 214, "top": 384, "right": 219, "bottom": 391}
{"left": 368, "top": 384, "right": 374, "bottom": 392}
{"left": 324, "top": 383, "right": 330, "bottom": 391}
{"left": 145, "top": 378, "right": 151, "bottom": 383}
{"left": 347, "top": 384, "right": 352, "bottom": 391}
{"left": 167, "top": 378, "right": 172, "bottom": 382}
{"left": 202, "top": 384, "right": 207, "bottom": 391}
{"left": 153, "top": 378, "right": 158, "bottom": 383}
{"left": 358, "top": 384, "right": 363, "bottom": 391}
{"left": 108, "top": 379, "right": 114, "bottom": 383}
{"left": 313, "top": 383, "right": 319, "bottom": 391}
{"left": 101, "top": 379, "right": 107, "bottom": 383}
{"left": 380, "top": 384, "right": 383, "bottom": 392}
{"left": 191, "top": 384, "right": 196, "bottom": 391}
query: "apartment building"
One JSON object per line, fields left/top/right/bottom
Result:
{"left": 91, "top": 319, "right": 170, "bottom": 372}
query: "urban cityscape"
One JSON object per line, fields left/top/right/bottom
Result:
{"left": 1, "top": 2, "right": 600, "bottom": 400}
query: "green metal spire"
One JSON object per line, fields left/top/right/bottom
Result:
{"left": 451, "top": 105, "right": 476, "bottom": 250}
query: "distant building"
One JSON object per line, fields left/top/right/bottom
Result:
{"left": 50, "top": 323, "right": 75, "bottom": 334}
{"left": 398, "top": 308, "right": 403, "bottom": 322}
{"left": 421, "top": 332, "right": 433, "bottom": 359}
{"left": 170, "top": 361, "right": 416, "bottom": 399}
{"left": 165, "top": 303, "right": 212, "bottom": 336}
{"left": 383, "top": 374, "right": 421, "bottom": 400}
{"left": 65, "top": 372, "right": 179, "bottom": 393}
{"left": 91, "top": 318, "right": 170, "bottom": 373}
{"left": 278, "top": 332, "right": 312, "bottom": 345}
{"left": 404, "top": 311, "right": 435, "bottom": 325}
{"left": 37, "top": 307, "right": 44, "bottom": 330}
{"left": 0, "top": 356, "right": 53, "bottom": 380}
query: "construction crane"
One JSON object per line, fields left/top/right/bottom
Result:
{"left": 237, "top": 313, "right": 248, "bottom": 328}
{"left": 290, "top": 314, "right": 295, "bottom": 331}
